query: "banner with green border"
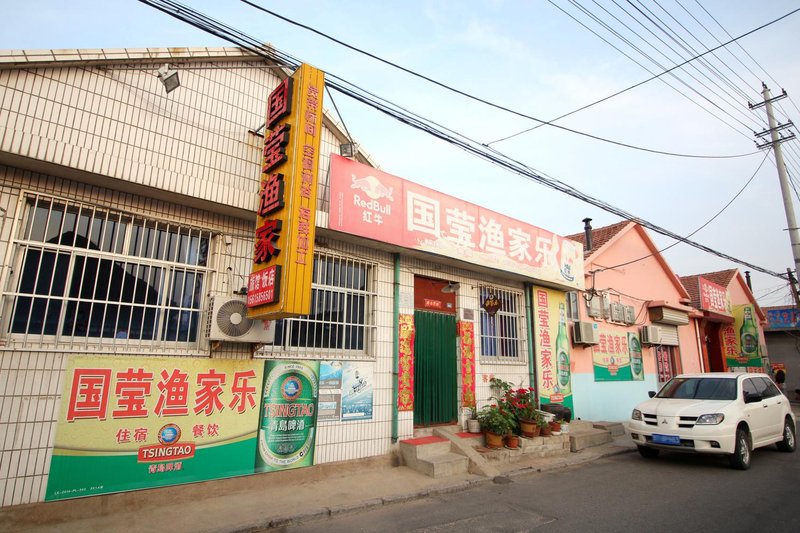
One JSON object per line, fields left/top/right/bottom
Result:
{"left": 592, "top": 329, "right": 634, "bottom": 381}
{"left": 721, "top": 304, "right": 763, "bottom": 368}
{"left": 532, "top": 286, "right": 573, "bottom": 411}
{"left": 46, "top": 356, "right": 263, "bottom": 501}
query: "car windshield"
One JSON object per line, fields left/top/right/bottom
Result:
{"left": 656, "top": 377, "right": 737, "bottom": 400}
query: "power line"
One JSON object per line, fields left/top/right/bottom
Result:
{"left": 239, "top": 0, "right": 770, "bottom": 159}
{"left": 137, "top": 0, "right": 789, "bottom": 282}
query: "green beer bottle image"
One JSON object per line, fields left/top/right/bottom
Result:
{"left": 739, "top": 306, "right": 759, "bottom": 356}
{"left": 629, "top": 334, "right": 643, "bottom": 379}
{"left": 556, "top": 303, "right": 571, "bottom": 396}
{"left": 255, "top": 361, "right": 319, "bottom": 472}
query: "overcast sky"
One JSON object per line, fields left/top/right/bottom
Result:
{"left": 4, "top": 0, "right": 800, "bottom": 307}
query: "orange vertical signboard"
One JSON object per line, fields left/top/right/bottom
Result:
{"left": 248, "top": 64, "right": 325, "bottom": 319}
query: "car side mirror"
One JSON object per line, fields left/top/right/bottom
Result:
{"left": 648, "top": 391, "right": 656, "bottom": 398}
{"left": 743, "top": 391, "right": 762, "bottom": 404}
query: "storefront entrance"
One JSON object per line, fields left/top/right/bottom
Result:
{"left": 413, "top": 310, "right": 458, "bottom": 426}
{"left": 413, "top": 276, "right": 458, "bottom": 426}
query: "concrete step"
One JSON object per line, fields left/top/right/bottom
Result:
{"left": 399, "top": 435, "right": 451, "bottom": 462}
{"left": 414, "top": 452, "right": 470, "bottom": 478}
{"left": 593, "top": 421, "right": 627, "bottom": 437}
{"left": 569, "top": 427, "right": 612, "bottom": 452}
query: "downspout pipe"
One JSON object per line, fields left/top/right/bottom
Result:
{"left": 392, "top": 253, "right": 400, "bottom": 443}
{"left": 524, "top": 282, "right": 538, "bottom": 406}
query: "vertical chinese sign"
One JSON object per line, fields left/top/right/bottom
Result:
{"left": 532, "top": 287, "right": 573, "bottom": 411}
{"left": 46, "top": 356, "right": 263, "bottom": 501}
{"left": 458, "top": 321, "right": 477, "bottom": 408}
{"left": 592, "top": 330, "right": 633, "bottom": 381}
{"left": 255, "top": 360, "right": 319, "bottom": 472}
{"left": 721, "top": 304, "right": 763, "bottom": 369}
{"left": 248, "top": 64, "right": 325, "bottom": 319}
{"left": 398, "top": 314, "right": 415, "bottom": 411}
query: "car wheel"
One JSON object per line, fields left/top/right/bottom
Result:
{"left": 777, "top": 418, "right": 796, "bottom": 453}
{"left": 637, "top": 445, "right": 659, "bottom": 459}
{"left": 729, "top": 428, "right": 751, "bottom": 470}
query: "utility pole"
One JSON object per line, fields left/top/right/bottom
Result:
{"left": 787, "top": 268, "right": 800, "bottom": 310}
{"left": 750, "top": 83, "right": 799, "bottom": 282}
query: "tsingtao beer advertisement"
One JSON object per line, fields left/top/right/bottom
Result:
{"left": 592, "top": 330, "right": 634, "bottom": 381}
{"left": 721, "top": 304, "right": 763, "bottom": 368}
{"left": 255, "top": 360, "right": 319, "bottom": 472}
{"left": 532, "top": 286, "right": 573, "bottom": 411}
{"left": 46, "top": 356, "right": 264, "bottom": 501}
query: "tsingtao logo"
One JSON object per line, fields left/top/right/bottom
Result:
{"left": 158, "top": 424, "right": 182, "bottom": 446}
{"left": 280, "top": 376, "right": 303, "bottom": 401}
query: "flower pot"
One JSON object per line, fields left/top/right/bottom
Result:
{"left": 467, "top": 419, "right": 481, "bottom": 433}
{"left": 519, "top": 419, "right": 541, "bottom": 437}
{"left": 541, "top": 424, "right": 553, "bottom": 437}
{"left": 505, "top": 434, "right": 520, "bottom": 449}
{"left": 549, "top": 421, "right": 562, "bottom": 433}
{"left": 485, "top": 431, "right": 505, "bottom": 449}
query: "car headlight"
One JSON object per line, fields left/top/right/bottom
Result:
{"left": 631, "top": 409, "right": 642, "bottom": 421}
{"left": 695, "top": 413, "right": 725, "bottom": 425}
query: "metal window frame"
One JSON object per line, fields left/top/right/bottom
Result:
{"left": 1, "top": 192, "right": 211, "bottom": 351}
{"left": 478, "top": 285, "right": 526, "bottom": 362}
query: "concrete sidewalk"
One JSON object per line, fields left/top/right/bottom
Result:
{"left": 0, "top": 433, "right": 636, "bottom": 533}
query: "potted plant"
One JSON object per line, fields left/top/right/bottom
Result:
{"left": 505, "top": 433, "right": 521, "bottom": 449}
{"left": 549, "top": 418, "right": 564, "bottom": 435}
{"left": 467, "top": 405, "right": 481, "bottom": 433}
{"left": 477, "top": 404, "right": 516, "bottom": 448}
{"left": 540, "top": 415, "right": 553, "bottom": 436}
{"left": 505, "top": 386, "right": 539, "bottom": 437}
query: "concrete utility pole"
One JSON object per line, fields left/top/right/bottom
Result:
{"left": 750, "top": 83, "right": 800, "bottom": 284}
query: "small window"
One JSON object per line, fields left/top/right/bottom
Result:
{"left": 742, "top": 378, "right": 759, "bottom": 399}
{"left": 479, "top": 286, "right": 525, "bottom": 361}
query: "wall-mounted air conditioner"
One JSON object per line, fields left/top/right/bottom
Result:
{"left": 573, "top": 321, "right": 600, "bottom": 345}
{"left": 208, "top": 296, "right": 275, "bottom": 343}
{"left": 640, "top": 325, "right": 661, "bottom": 345}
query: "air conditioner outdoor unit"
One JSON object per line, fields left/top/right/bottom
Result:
{"left": 572, "top": 321, "right": 599, "bottom": 345}
{"left": 208, "top": 296, "right": 275, "bottom": 343}
{"left": 640, "top": 325, "right": 661, "bottom": 345}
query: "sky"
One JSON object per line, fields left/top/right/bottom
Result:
{"left": 3, "top": 0, "right": 800, "bottom": 308}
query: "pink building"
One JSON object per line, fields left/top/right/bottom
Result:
{"left": 564, "top": 220, "right": 703, "bottom": 421}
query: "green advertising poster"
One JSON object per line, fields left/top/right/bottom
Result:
{"left": 592, "top": 330, "right": 634, "bottom": 381}
{"left": 255, "top": 360, "right": 320, "bottom": 472}
{"left": 722, "top": 304, "right": 763, "bottom": 368}
{"left": 45, "top": 356, "right": 263, "bottom": 501}
{"left": 532, "top": 286, "right": 573, "bottom": 411}
{"left": 629, "top": 333, "right": 644, "bottom": 381}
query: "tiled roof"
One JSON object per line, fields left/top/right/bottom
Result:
{"left": 0, "top": 47, "right": 266, "bottom": 69}
{"left": 565, "top": 220, "right": 631, "bottom": 257}
{"left": 687, "top": 269, "right": 738, "bottom": 288}
{"left": 678, "top": 274, "right": 701, "bottom": 309}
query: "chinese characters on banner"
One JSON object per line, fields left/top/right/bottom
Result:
{"left": 249, "top": 64, "right": 325, "bottom": 319}
{"left": 766, "top": 306, "right": 800, "bottom": 329}
{"left": 46, "top": 356, "right": 264, "bottom": 501}
{"left": 532, "top": 286, "right": 573, "bottom": 411}
{"left": 329, "top": 155, "right": 585, "bottom": 291}
{"left": 698, "top": 277, "right": 731, "bottom": 315}
{"left": 655, "top": 346, "right": 674, "bottom": 383}
{"left": 458, "top": 321, "right": 477, "bottom": 409}
{"left": 592, "top": 330, "right": 633, "bottom": 381}
{"left": 720, "top": 304, "right": 763, "bottom": 368}
{"left": 397, "top": 314, "right": 415, "bottom": 411}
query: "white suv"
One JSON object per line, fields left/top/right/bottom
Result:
{"left": 630, "top": 372, "right": 796, "bottom": 469}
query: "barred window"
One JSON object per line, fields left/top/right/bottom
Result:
{"left": 259, "top": 252, "right": 376, "bottom": 358}
{"left": 479, "top": 286, "right": 524, "bottom": 360}
{"left": 4, "top": 194, "right": 210, "bottom": 348}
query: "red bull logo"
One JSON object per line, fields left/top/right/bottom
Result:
{"left": 350, "top": 174, "right": 394, "bottom": 201}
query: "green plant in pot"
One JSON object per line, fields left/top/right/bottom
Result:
{"left": 477, "top": 404, "right": 516, "bottom": 448}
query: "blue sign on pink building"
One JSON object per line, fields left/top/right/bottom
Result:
{"left": 765, "top": 306, "right": 800, "bottom": 330}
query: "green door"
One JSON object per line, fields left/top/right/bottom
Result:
{"left": 413, "top": 310, "right": 458, "bottom": 426}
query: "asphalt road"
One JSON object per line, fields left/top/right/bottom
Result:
{"left": 279, "top": 445, "right": 800, "bottom": 533}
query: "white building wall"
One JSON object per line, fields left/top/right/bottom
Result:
{"left": 0, "top": 47, "right": 536, "bottom": 507}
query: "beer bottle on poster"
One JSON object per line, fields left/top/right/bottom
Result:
{"left": 739, "top": 306, "right": 759, "bottom": 356}
{"left": 556, "top": 303, "right": 571, "bottom": 396}
{"left": 629, "top": 335, "right": 643, "bottom": 378}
